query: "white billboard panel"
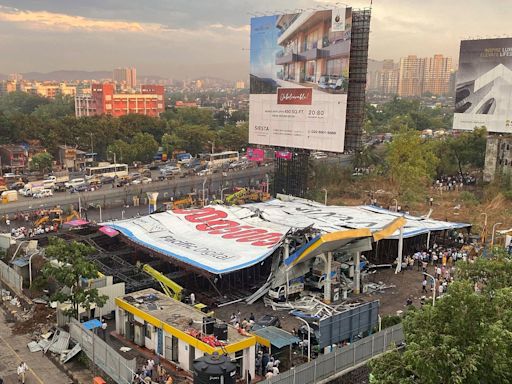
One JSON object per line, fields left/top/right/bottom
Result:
{"left": 249, "top": 8, "right": 352, "bottom": 152}
{"left": 104, "top": 207, "right": 288, "bottom": 274}
{"left": 454, "top": 38, "right": 512, "bottom": 133}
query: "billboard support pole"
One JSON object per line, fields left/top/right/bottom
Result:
{"left": 324, "top": 252, "right": 332, "bottom": 304}
{"left": 354, "top": 251, "right": 361, "bottom": 294}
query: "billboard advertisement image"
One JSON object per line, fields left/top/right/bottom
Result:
{"left": 249, "top": 8, "right": 352, "bottom": 152}
{"left": 454, "top": 38, "right": 512, "bottom": 133}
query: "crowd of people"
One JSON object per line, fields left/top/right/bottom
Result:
{"left": 132, "top": 358, "right": 174, "bottom": 384}
{"left": 433, "top": 173, "right": 476, "bottom": 192}
{"left": 401, "top": 243, "right": 472, "bottom": 306}
{"left": 255, "top": 351, "right": 280, "bottom": 379}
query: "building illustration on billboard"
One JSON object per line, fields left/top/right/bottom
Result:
{"left": 454, "top": 38, "right": 512, "bottom": 133}
{"left": 249, "top": 8, "right": 352, "bottom": 153}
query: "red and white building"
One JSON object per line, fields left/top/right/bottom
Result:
{"left": 75, "top": 83, "right": 164, "bottom": 117}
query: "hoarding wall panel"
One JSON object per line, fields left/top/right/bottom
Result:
{"left": 454, "top": 38, "right": 512, "bottom": 133}
{"left": 249, "top": 8, "right": 352, "bottom": 153}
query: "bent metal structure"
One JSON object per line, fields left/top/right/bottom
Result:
{"left": 103, "top": 196, "right": 470, "bottom": 301}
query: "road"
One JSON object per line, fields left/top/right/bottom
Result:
{"left": 0, "top": 309, "right": 74, "bottom": 384}
{"left": 0, "top": 166, "right": 271, "bottom": 217}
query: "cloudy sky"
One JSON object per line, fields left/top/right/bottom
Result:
{"left": 0, "top": 0, "right": 510, "bottom": 80}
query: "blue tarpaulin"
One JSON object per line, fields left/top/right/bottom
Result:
{"left": 82, "top": 319, "right": 102, "bottom": 330}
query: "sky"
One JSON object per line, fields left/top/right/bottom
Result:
{"left": 0, "top": 0, "right": 511, "bottom": 80}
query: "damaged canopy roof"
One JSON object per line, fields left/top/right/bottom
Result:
{"left": 103, "top": 206, "right": 290, "bottom": 274}
{"left": 244, "top": 197, "right": 470, "bottom": 240}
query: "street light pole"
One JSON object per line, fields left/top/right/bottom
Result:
{"left": 97, "top": 204, "right": 102, "bottom": 222}
{"left": 423, "top": 272, "right": 436, "bottom": 306}
{"left": 265, "top": 174, "right": 270, "bottom": 194}
{"left": 321, "top": 188, "right": 328, "bottom": 206}
{"left": 294, "top": 317, "right": 311, "bottom": 362}
{"left": 202, "top": 177, "right": 207, "bottom": 206}
{"left": 221, "top": 187, "right": 229, "bottom": 202}
{"left": 491, "top": 222, "right": 502, "bottom": 247}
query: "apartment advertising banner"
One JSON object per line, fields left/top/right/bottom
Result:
{"left": 454, "top": 38, "right": 512, "bottom": 133}
{"left": 249, "top": 8, "right": 352, "bottom": 153}
{"left": 104, "top": 207, "right": 289, "bottom": 274}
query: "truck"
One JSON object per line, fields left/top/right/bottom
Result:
{"left": 269, "top": 278, "right": 305, "bottom": 301}
{"left": 47, "top": 171, "right": 70, "bottom": 184}
{"left": 1, "top": 190, "right": 18, "bottom": 203}
{"left": 20, "top": 182, "right": 45, "bottom": 197}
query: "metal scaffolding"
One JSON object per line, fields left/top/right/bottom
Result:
{"left": 345, "top": 8, "right": 372, "bottom": 151}
{"left": 272, "top": 150, "right": 310, "bottom": 198}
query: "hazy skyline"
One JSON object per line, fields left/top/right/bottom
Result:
{"left": 0, "top": 0, "right": 511, "bottom": 80}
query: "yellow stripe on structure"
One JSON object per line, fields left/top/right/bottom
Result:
{"left": 115, "top": 298, "right": 255, "bottom": 355}
{"left": 253, "top": 334, "right": 271, "bottom": 348}
{"left": 372, "top": 216, "right": 407, "bottom": 241}
{"left": 289, "top": 228, "right": 372, "bottom": 267}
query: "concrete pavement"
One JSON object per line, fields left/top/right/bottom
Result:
{"left": 0, "top": 309, "right": 74, "bottom": 384}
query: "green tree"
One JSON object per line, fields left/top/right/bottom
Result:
{"left": 173, "top": 124, "right": 214, "bottom": 155}
{"left": 386, "top": 129, "right": 438, "bottom": 200}
{"left": 161, "top": 133, "right": 173, "bottom": 155}
{"left": 30, "top": 152, "right": 53, "bottom": 173}
{"left": 0, "top": 91, "right": 49, "bottom": 115}
{"left": 371, "top": 255, "right": 512, "bottom": 384}
{"left": 131, "top": 132, "right": 159, "bottom": 163}
{"left": 42, "top": 238, "right": 108, "bottom": 319}
{"left": 217, "top": 123, "right": 249, "bottom": 151}
{"left": 32, "top": 95, "right": 74, "bottom": 119}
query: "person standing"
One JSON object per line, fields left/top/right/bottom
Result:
{"left": 101, "top": 320, "right": 108, "bottom": 340}
{"left": 422, "top": 278, "right": 427, "bottom": 293}
{"left": 17, "top": 361, "right": 28, "bottom": 384}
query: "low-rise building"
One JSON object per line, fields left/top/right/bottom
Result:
{"left": 75, "top": 83, "right": 165, "bottom": 117}
{"left": 115, "top": 288, "right": 256, "bottom": 379}
{"left": 0, "top": 144, "right": 27, "bottom": 172}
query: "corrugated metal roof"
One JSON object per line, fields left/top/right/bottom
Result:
{"left": 252, "top": 326, "right": 300, "bottom": 349}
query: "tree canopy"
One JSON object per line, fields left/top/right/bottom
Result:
{"left": 42, "top": 238, "right": 108, "bottom": 319}
{"left": 370, "top": 253, "right": 512, "bottom": 384}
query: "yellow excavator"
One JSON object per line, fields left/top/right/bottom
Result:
{"left": 34, "top": 209, "right": 80, "bottom": 227}
{"left": 225, "top": 188, "right": 271, "bottom": 205}
{"left": 141, "top": 264, "right": 212, "bottom": 315}
{"left": 169, "top": 193, "right": 197, "bottom": 210}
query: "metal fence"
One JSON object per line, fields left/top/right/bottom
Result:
{"left": 69, "top": 318, "right": 136, "bottom": 384}
{"left": 262, "top": 323, "right": 404, "bottom": 384}
{"left": 0, "top": 260, "right": 23, "bottom": 295}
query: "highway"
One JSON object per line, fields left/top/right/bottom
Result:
{"left": 0, "top": 166, "right": 271, "bottom": 217}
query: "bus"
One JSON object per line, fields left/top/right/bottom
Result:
{"left": 201, "top": 151, "right": 239, "bottom": 167}
{"left": 85, "top": 163, "right": 129, "bottom": 180}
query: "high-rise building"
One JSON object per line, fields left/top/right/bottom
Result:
{"left": 422, "top": 54, "right": 452, "bottom": 95}
{"left": 235, "top": 80, "right": 246, "bottom": 89}
{"left": 397, "top": 55, "right": 426, "bottom": 97}
{"left": 397, "top": 54, "right": 452, "bottom": 97}
{"left": 113, "top": 67, "right": 137, "bottom": 88}
{"left": 75, "top": 83, "right": 164, "bottom": 117}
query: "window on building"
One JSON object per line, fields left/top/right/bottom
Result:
{"left": 306, "top": 61, "right": 316, "bottom": 82}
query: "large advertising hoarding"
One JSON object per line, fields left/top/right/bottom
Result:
{"left": 454, "top": 38, "right": 512, "bottom": 133}
{"left": 249, "top": 8, "right": 352, "bottom": 153}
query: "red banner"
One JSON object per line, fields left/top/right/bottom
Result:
{"left": 277, "top": 88, "right": 312, "bottom": 105}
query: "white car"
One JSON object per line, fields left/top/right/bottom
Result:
{"left": 132, "top": 177, "right": 152, "bottom": 185}
{"left": 33, "top": 189, "right": 53, "bottom": 199}
{"left": 65, "top": 178, "right": 86, "bottom": 189}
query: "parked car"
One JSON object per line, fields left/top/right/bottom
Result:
{"left": 255, "top": 314, "right": 281, "bottom": 328}
{"left": 3, "top": 173, "right": 16, "bottom": 179}
{"left": 33, "top": 189, "right": 53, "bottom": 199}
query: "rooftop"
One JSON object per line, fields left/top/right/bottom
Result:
{"left": 117, "top": 288, "right": 252, "bottom": 351}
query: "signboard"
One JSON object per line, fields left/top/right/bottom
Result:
{"left": 243, "top": 197, "right": 470, "bottom": 239}
{"left": 247, "top": 147, "right": 265, "bottom": 162}
{"left": 249, "top": 8, "right": 352, "bottom": 153}
{"left": 454, "top": 38, "right": 512, "bottom": 133}
{"left": 104, "top": 206, "right": 289, "bottom": 274}
{"left": 319, "top": 300, "right": 379, "bottom": 348}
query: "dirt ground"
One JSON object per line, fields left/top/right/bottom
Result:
{"left": 214, "top": 264, "right": 438, "bottom": 335}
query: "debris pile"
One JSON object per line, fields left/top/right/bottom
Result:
{"left": 26, "top": 327, "right": 82, "bottom": 364}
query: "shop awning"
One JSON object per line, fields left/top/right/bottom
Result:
{"left": 252, "top": 326, "right": 300, "bottom": 349}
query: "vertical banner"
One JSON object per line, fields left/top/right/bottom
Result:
{"left": 147, "top": 192, "right": 159, "bottom": 214}
{"left": 331, "top": 7, "right": 347, "bottom": 32}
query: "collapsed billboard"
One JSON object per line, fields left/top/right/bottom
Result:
{"left": 454, "top": 38, "right": 512, "bottom": 133}
{"left": 104, "top": 207, "right": 289, "bottom": 274}
{"left": 249, "top": 7, "right": 352, "bottom": 153}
